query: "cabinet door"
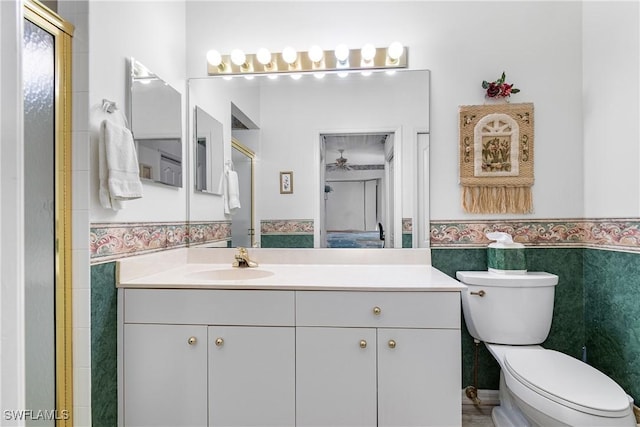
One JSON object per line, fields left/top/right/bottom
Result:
{"left": 296, "top": 327, "right": 377, "bottom": 427}
{"left": 208, "top": 326, "right": 295, "bottom": 427}
{"left": 123, "top": 324, "right": 207, "bottom": 427}
{"left": 377, "top": 328, "right": 461, "bottom": 427}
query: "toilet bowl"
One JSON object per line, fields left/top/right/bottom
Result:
{"left": 457, "top": 271, "right": 636, "bottom": 427}
{"left": 487, "top": 344, "right": 635, "bottom": 427}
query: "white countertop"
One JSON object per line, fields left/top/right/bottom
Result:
{"left": 116, "top": 248, "right": 466, "bottom": 292}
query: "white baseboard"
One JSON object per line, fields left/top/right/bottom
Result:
{"left": 461, "top": 388, "right": 500, "bottom": 406}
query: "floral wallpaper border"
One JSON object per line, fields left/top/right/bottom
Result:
{"left": 90, "top": 218, "right": 640, "bottom": 263}
{"left": 430, "top": 218, "right": 640, "bottom": 252}
{"left": 261, "top": 219, "right": 314, "bottom": 234}
{"left": 90, "top": 221, "right": 230, "bottom": 264}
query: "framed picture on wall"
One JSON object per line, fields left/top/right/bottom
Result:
{"left": 139, "top": 163, "right": 152, "bottom": 180}
{"left": 280, "top": 171, "right": 293, "bottom": 194}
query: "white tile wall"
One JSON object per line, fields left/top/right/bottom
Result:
{"left": 59, "top": 0, "right": 92, "bottom": 425}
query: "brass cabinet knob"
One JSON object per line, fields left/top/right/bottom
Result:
{"left": 373, "top": 306, "right": 382, "bottom": 315}
{"left": 215, "top": 337, "right": 224, "bottom": 347}
{"left": 470, "top": 290, "right": 486, "bottom": 297}
{"left": 187, "top": 336, "right": 197, "bottom": 345}
{"left": 388, "top": 339, "right": 396, "bottom": 349}
{"left": 360, "top": 340, "right": 367, "bottom": 349}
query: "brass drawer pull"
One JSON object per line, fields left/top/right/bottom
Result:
{"left": 373, "top": 306, "right": 382, "bottom": 315}
{"left": 388, "top": 339, "right": 396, "bottom": 349}
{"left": 187, "top": 336, "right": 197, "bottom": 345}
{"left": 360, "top": 340, "right": 367, "bottom": 349}
{"left": 470, "top": 290, "right": 486, "bottom": 297}
{"left": 215, "top": 338, "right": 224, "bottom": 347}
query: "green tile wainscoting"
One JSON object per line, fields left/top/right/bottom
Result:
{"left": 90, "top": 218, "right": 640, "bottom": 423}
{"left": 402, "top": 233, "right": 412, "bottom": 248}
{"left": 260, "top": 234, "right": 314, "bottom": 248}
{"left": 584, "top": 249, "right": 640, "bottom": 404}
{"left": 91, "top": 261, "right": 118, "bottom": 426}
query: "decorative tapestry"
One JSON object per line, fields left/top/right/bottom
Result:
{"left": 459, "top": 102, "right": 534, "bottom": 214}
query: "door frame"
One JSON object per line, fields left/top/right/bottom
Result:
{"left": 231, "top": 138, "right": 256, "bottom": 247}
{"left": 315, "top": 127, "right": 401, "bottom": 248}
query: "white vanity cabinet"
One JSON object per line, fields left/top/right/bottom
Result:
{"left": 296, "top": 327, "right": 378, "bottom": 426}
{"left": 119, "top": 286, "right": 461, "bottom": 427}
{"left": 208, "top": 325, "right": 295, "bottom": 427}
{"left": 120, "top": 289, "right": 296, "bottom": 427}
{"left": 123, "top": 323, "right": 208, "bottom": 427}
{"left": 295, "top": 291, "right": 461, "bottom": 427}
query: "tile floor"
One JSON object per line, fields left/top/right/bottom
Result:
{"left": 462, "top": 404, "right": 496, "bottom": 427}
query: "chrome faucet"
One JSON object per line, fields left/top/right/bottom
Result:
{"left": 233, "top": 247, "right": 258, "bottom": 268}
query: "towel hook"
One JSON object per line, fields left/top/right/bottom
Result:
{"left": 102, "top": 99, "right": 118, "bottom": 113}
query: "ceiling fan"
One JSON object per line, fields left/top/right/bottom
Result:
{"left": 327, "top": 149, "right": 351, "bottom": 171}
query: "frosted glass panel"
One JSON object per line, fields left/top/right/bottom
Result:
{"left": 231, "top": 147, "right": 253, "bottom": 247}
{"left": 23, "top": 18, "right": 56, "bottom": 427}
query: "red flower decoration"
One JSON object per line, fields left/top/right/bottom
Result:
{"left": 482, "top": 72, "right": 520, "bottom": 98}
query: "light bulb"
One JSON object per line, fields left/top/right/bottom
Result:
{"left": 308, "top": 45, "right": 324, "bottom": 63}
{"left": 256, "top": 48, "right": 272, "bottom": 65}
{"left": 206, "top": 50, "right": 222, "bottom": 67}
{"left": 335, "top": 44, "right": 350, "bottom": 63}
{"left": 388, "top": 42, "right": 404, "bottom": 61}
{"left": 230, "top": 49, "right": 246, "bottom": 66}
{"left": 282, "top": 46, "right": 298, "bottom": 64}
{"left": 361, "top": 43, "right": 376, "bottom": 63}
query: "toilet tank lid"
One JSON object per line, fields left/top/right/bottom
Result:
{"left": 456, "top": 271, "right": 558, "bottom": 287}
{"left": 505, "top": 349, "right": 631, "bottom": 416}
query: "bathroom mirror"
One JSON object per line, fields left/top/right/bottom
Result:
{"left": 194, "top": 106, "right": 224, "bottom": 194}
{"left": 128, "top": 57, "right": 183, "bottom": 187}
{"left": 188, "top": 70, "right": 430, "bottom": 248}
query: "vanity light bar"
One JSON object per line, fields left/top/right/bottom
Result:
{"left": 206, "top": 44, "right": 408, "bottom": 77}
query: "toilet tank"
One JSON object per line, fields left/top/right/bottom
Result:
{"left": 456, "top": 271, "right": 559, "bottom": 345}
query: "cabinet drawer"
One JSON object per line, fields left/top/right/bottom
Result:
{"left": 296, "top": 291, "right": 460, "bottom": 328}
{"left": 124, "top": 289, "right": 294, "bottom": 326}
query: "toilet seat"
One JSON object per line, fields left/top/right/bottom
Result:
{"left": 504, "top": 348, "right": 630, "bottom": 418}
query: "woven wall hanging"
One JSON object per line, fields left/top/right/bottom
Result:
{"left": 459, "top": 102, "right": 534, "bottom": 214}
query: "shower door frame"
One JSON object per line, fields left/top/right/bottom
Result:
{"left": 24, "top": 1, "right": 74, "bottom": 425}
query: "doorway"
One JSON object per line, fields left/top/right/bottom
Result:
{"left": 23, "top": 1, "right": 74, "bottom": 425}
{"left": 230, "top": 139, "right": 255, "bottom": 247}
{"left": 320, "top": 132, "right": 394, "bottom": 248}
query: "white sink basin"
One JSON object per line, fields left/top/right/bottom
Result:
{"left": 186, "top": 268, "right": 275, "bottom": 281}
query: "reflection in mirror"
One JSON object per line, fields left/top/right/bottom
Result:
{"left": 195, "top": 106, "right": 224, "bottom": 194}
{"left": 129, "top": 57, "right": 183, "bottom": 187}
{"left": 230, "top": 139, "right": 255, "bottom": 247}
{"left": 188, "top": 70, "right": 430, "bottom": 248}
{"left": 323, "top": 133, "right": 389, "bottom": 248}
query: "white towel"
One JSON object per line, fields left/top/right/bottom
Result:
{"left": 218, "top": 168, "right": 241, "bottom": 215}
{"left": 99, "top": 120, "right": 143, "bottom": 210}
{"left": 227, "top": 170, "right": 241, "bottom": 212}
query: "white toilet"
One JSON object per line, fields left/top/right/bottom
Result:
{"left": 457, "top": 270, "right": 636, "bottom": 427}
